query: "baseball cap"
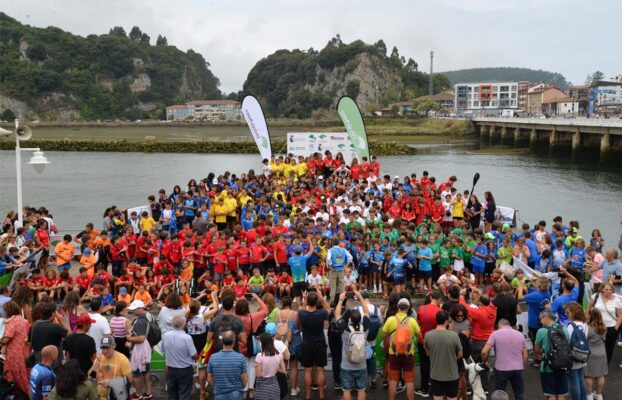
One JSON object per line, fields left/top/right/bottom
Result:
{"left": 502, "top": 223, "right": 511, "bottom": 232}
{"left": 398, "top": 298, "right": 410, "bottom": 308}
{"left": 212, "top": 178, "right": 218, "bottom": 185}
{"left": 101, "top": 336, "right": 114, "bottom": 348}
{"left": 128, "top": 300, "right": 145, "bottom": 311}
{"left": 119, "top": 287, "right": 128, "bottom": 295}
{"left": 83, "top": 248, "right": 92, "bottom": 256}
{"left": 76, "top": 314, "right": 96, "bottom": 327}
{"left": 484, "top": 232, "right": 495, "bottom": 240}
{"left": 265, "top": 322, "right": 277, "bottom": 336}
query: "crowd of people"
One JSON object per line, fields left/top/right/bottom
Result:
{"left": 1, "top": 151, "right": 622, "bottom": 400}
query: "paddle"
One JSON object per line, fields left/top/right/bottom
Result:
{"left": 466, "top": 172, "right": 480, "bottom": 208}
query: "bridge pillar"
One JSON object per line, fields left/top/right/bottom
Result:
{"left": 479, "top": 124, "right": 489, "bottom": 136}
{"left": 600, "top": 133, "right": 610, "bottom": 152}
{"left": 500, "top": 125, "right": 509, "bottom": 144}
{"left": 549, "top": 129, "right": 558, "bottom": 146}
{"left": 572, "top": 130, "right": 582, "bottom": 159}
{"left": 529, "top": 128, "right": 537, "bottom": 146}
{"left": 599, "top": 133, "right": 616, "bottom": 163}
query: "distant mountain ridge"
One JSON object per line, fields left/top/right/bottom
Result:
{"left": 442, "top": 67, "right": 571, "bottom": 89}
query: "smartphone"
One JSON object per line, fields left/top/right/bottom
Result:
{"left": 346, "top": 291, "right": 355, "bottom": 299}
{"left": 307, "top": 287, "right": 317, "bottom": 292}
{"left": 244, "top": 293, "right": 253, "bottom": 300}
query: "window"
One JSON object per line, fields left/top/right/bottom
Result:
{"left": 511, "top": 100, "right": 516, "bottom": 106}
{"left": 511, "top": 86, "right": 517, "bottom": 91}
{"left": 511, "top": 93, "right": 517, "bottom": 98}
{"left": 473, "top": 101, "right": 479, "bottom": 107}
{"left": 493, "top": 93, "right": 498, "bottom": 99}
{"left": 474, "top": 94, "right": 479, "bottom": 100}
{"left": 500, "top": 86, "right": 509, "bottom": 92}
{"left": 492, "top": 101, "right": 497, "bottom": 106}
{"left": 493, "top": 86, "right": 498, "bottom": 91}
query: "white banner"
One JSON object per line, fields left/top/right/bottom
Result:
{"left": 242, "top": 95, "right": 272, "bottom": 160}
{"left": 287, "top": 132, "right": 359, "bottom": 163}
{"left": 126, "top": 205, "right": 151, "bottom": 219}
{"left": 495, "top": 206, "right": 516, "bottom": 226}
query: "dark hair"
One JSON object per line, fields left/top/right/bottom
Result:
{"left": 436, "top": 310, "right": 449, "bottom": 325}
{"left": 114, "top": 301, "right": 127, "bottom": 316}
{"left": 11, "top": 286, "right": 32, "bottom": 308}
{"left": 449, "top": 304, "right": 468, "bottom": 321}
{"left": 164, "top": 292, "right": 182, "bottom": 309}
{"left": 281, "top": 296, "right": 293, "bottom": 309}
{"left": 90, "top": 297, "right": 102, "bottom": 312}
{"left": 40, "top": 302, "right": 57, "bottom": 320}
{"left": 55, "top": 359, "right": 86, "bottom": 398}
{"left": 349, "top": 309, "right": 362, "bottom": 330}
{"left": 307, "top": 292, "right": 319, "bottom": 307}
{"left": 448, "top": 285, "right": 461, "bottom": 300}
{"left": 260, "top": 333, "right": 278, "bottom": 356}
{"left": 385, "top": 293, "right": 400, "bottom": 319}
{"left": 235, "top": 299, "right": 250, "bottom": 316}
{"left": 222, "top": 295, "right": 235, "bottom": 311}
{"left": 3, "top": 300, "right": 21, "bottom": 318}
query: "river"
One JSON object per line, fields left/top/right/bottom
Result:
{"left": 1, "top": 148, "right": 621, "bottom": 246}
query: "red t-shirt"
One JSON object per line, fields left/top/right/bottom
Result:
{"left": 417, "top": 303, "right": 442, "bottom": 341}
{"left": 225, "top": 249, "right": 238, "bottom": 271}
{"left": 274, "top": 242, "right": 288, "bottom": 264}
{"left": 233, "top": 284, "right": 247, "bottom": 298}
{"left": 350, "top": 164, "right": 362, "bottom": 180}
{"left": 277, "top": 275, "right": 292, "bottom": 285}
{"left": 250, "top": 244, "right": 267, "bottom": 263}
{"left": 237, "top": 247, "right": 250, "bottom": 265}
{"left": 35, "top": 229, "right": 49, "bottom": 247}
{"left": 213, "top": 253, "right": 227, "bottom": 274}
{"left": 45, "top": 277, "right": 61, "bottom": 288}
{"left": 223, "top": 276, "right": 236, "bottom": 286}
{"left": 136, "top": 237, "right": 149, "bottom": 259}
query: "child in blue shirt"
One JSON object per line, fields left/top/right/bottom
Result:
{"left": 416, "top": 239, "right": 434, "bottom": 294}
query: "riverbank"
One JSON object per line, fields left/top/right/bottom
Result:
{"left": 0, "top": 138, "right": 418, "bottom": 155}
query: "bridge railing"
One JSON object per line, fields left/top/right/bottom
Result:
{"left": 473, "top": 117, "right": 622, "bottom": 128}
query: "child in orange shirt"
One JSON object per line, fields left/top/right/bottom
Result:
{"left": 133, "top": 284, "right": 153, "bottom": 309}
{"left": 117, "top": 286, "right": 132, "bottom": 305}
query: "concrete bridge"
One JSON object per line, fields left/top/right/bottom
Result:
{"left": 472, "top": 117, "right": 622, "bottom": 163}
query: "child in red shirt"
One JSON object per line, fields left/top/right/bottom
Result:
{"left": 277, "top": 270, "right": 292, "bottom": 298}
{"left": 233, "top": 279, "right": 247, "bottom": 299}
{"left": 222, "top": 271, "right": 235, "bottom": 288}
{"left": 213, "top": 246, "right": 227, "bottom": 286}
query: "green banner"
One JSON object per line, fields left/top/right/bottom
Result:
{"left": 337, "top": 96, "right": 369, "bottom": 160}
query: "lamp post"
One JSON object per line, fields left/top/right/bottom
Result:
{"left": 7, "top": 119, "right": 50, "bottom": 228}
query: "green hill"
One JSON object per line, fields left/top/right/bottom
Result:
{"left": 242, "top": 36, "right": 450, "bottom": 118}
{"left": 441, "top": 67, "right": 570, "bottom": 89}
{"left": 0, "top": 13, "right": 222, "bottom": 120}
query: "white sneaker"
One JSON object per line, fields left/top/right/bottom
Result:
{"left": 291, "top": 387, "right": 301, "bottom": 396}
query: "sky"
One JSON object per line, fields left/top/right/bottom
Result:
{"left": 2, "top": 0, "right": 620, "bottom": 93}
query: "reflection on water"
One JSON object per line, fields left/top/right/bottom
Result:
{"left": 0, "top": 148, "right": 620, "bottom": 245}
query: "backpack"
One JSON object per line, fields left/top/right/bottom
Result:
{"left": 543, "top": 326, "right": 573, "bottom": 373}
{"left": 346, "top": 325, "right": 367, "bottom": 363}
{"left": 275, "top": 311, "right": 292, "bottom": 343}
{"left": 213, "top": 315, "right": 235, "bottom": 352}
{"left": 139, "top": 314, "right": 161, "bottom": 348}
{"left": 568, "top": 322, "right": 590, "bottom": 363}
{"left": 391, "top": 316, "right": 413, "bottom": 355}
{"left": 363, "top": 306, "right": 381, "bottom": 341}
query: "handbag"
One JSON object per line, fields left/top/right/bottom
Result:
{"left": 248, "top": 317, "right": 262, "bottom": 357}
{"left": 276, "top": 372, "right": 288, "bottom": 399}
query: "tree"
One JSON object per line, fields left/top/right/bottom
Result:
{"left": 129, "top": 26, "right": 143, "bottom": 41}
{"left": 345, "top": 80, "right": 360, "bottom": 99}
{"left": 139, "top": 33, "right": 150, "bottom": 44}
{"left": 586, "top": 70, "right": 604, "bottom": 85}
{"left": 406, "top": 58, "right": 418, "bottom": 72}
{"left": 374, "top": 40, "right": 387, "bottom": 57}
{"left": 414, "top": 99, "right": 441, "bottom": 114}
{"left": 108, "top": 26, "right": 126, "bottom": 37}
{"left": 327, "top": 34, "right": 343, "bottom": 48}
{"left": 26, "top": 43, "right": 47, "bottom": 62}
{"left": 1, "top": 109, "right": 16, "bottom": 121}
{"left": 156, "top": 35, "right": 168, "bottom": 46}
{"left": 390, "top": 46, "right": 400, "bottom": 59}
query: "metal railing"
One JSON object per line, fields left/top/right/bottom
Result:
{"left": 473, "top": 117, "right": 622, "bottom": 128}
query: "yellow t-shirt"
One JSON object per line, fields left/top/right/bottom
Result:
{"left": 381, "top": 312, "right": 421, "bottom": 355}
{"left": 451, "top": 200, "right": 464, "bottom": 218}
{"left": 213, "top": 203, "right": 229, "bottom": 223}
{"left": 96, "top": 351, "right": 131, "bottom": 399}
{"left": 295, "top": 162, "right": 308, "bottom": 177}
{"left": 224, "top": 197, "right": 238, "bottom": 216}
{"left": 238, "top": 195, "right": 253, "bottom": 208}
{"left": 139, "top": 217, "right": 156, "bottom": 232}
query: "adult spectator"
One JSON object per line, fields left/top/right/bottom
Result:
{"left": 297, "top": 291, "right": 331, "bottom": 400}
{"left": 449, "top": 304, "right": 471, "bottom": 400}
{"left": 416, "top": 291, "right": 443, "bottom": 398}
{"left": 336, "top": 290, "right": 370, "bottom": 400}
{"left": 481, "top": 319, "right": 527, "bottom": 400}
{"left": 587, "top": 282, "right": 622, "bottom": 364}
{"left": 254, "top": 333, "right": 286, "bottom": 400}
{"left": 585, "top": 308, "right": 608, "bottom": 400}
{"left": 91, "top": 336, "right": 133, "bottom": 400}
{"left": 63, "top": 314, "right": 97, "bottom": 374}
{"left": 534, "top": 310, "right": 569, "bottom": 400}
{"left": 424, "top": 310, "right": 462, "bottom": 400}
{"left": 28, "top": 302, "right": 69, "bottom": 363}
{"left": 208, "top": 330, "right": 249, "bottom": 400}
{"left": 49, "top": 359, "right": 99, "bottom": 400}
{"left": 326, "top": 238, "right": 353, "bottom": 304}
{"left": 492, "top": 282, "right": 520, "bottom": 328}
{"left": 86, "top": 298, "right": 111, "bottom": 352}
{"left": 441, "top": 285, "right": 461, "bottom": 313}
{"left": 517, "top": 276, "right": 551, "bottom": 350}
{"left": 275, "top": 296, "right": 301, "bottom": 397}
{"left": 382, "top": 297, "right": 423, "bottom": 400}
{"left": 288, "top": 240, "right": 314, "bottom": 303}
{"left": 551, "top": 272, "right": 580, "bottom": 327}
{"left": 355, "top": 290, "right": 383, "bottom": 389}
{"left": 206, "top": 295, "right": 246, "bottom": 353}
{"left": 127, "top": 300, "right": 153, "bottom": 400}
{"left": 30, "top": 345, "right": 58, "bottom": 400}
{"left": 158, "top": 292, "right": 187, "bottom": 335}
{"left": 161, "top": 314, "right": 197, "bottom": 400}
{"left": 1, "top": 301, "right": 31, "bottom": 396}
{"left": 563, "top": 302, "right": 588, "bottom": 400}
{"left": 590, "top": 249, "right": 622, "bottom": 294}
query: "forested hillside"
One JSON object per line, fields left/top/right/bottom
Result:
{"left": 0, "top": 13, "right": 221, "bottom": 120}
{"left": 242, "top": 35, "right": 450, "bottom": 118}
{"left": 442, "top": 67, "right": 570, "bottom": 88}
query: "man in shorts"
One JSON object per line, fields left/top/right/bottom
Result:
{"left": 533, "top": 310, "right": 570, "bottom": 400}
{"left": 424, "top": 311, "right": 462, "bottom": 400}
{"left": 381, "top": 298, "right": 423, "bottom": 400}
{"left": 288, "top": 239, "right": 313, "bottom": 302}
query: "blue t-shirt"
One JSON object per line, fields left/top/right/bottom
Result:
{"left": 525, "top": 239, "right": 539, "bottom": 263}
{"left": 524, "top": 289, "right": 550, "bottom": 329}
{"left": 207, "top": 349, "right": 248, "bottom": 396}
{"left": 569, "top": 248, "right": 586, "bottom": 268}
{"left": 417, "top": 247, "right": 433, "bottom": 271}
{"left": 390, "top": 257, "right": 407, "bottom": 280}
{"left": 100, "top": 293, "right": 114, "bottom": 307}
{"left": 550, "top": 287, "right": 579, "bottom": 326}
{"left": 289, "top": 255, "right": 310, "bottom": 283}
{"left": 30, "top": 363, "right": 55, "bottom": 400}
{"left": 471, "top": 245, "right": 488, "bottom": 268}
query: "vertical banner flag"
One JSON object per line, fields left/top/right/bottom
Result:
{"left": 337, "top": 96, "right": 370, "bottom": 160}
{"left": 242, "top": 95, "right": 272, "bottom": 160}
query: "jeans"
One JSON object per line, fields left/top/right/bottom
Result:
{"left": 166, "top": 366, "right": 194, "bottom": 400}
{"left": 216, "top": 390, "right": 243, "bottom": 400}
{"left": 328, "top": 333, "right": 342, "bottom": 385}
{"left": 494, "top": 370, "right": 525, "bottom": 400}
{"left": 568, "top": 368, "right": 587, "bottom": 400}
{"left": 417, "top": 341, "right": 430, "bottom": 390}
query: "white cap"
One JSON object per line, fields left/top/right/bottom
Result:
{"left": 317, "top": 175, "right": 324, "bottom": 180}
{"left": 398, "top": 298, "right": 410, "bottom": 308}
{"left": 394, "top": 175, "right": 400, "bottom": 180}
{"left": 128, "top": 300, "right": 145, "bottom": 311}
{"left": 212, "top": 178, "right": 218, "bottom": 185}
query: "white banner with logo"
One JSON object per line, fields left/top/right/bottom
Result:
{"left": 495, "top": 206, "right": 516, "bottom": 226}
{"left": 287, "top": 132, "right": 358, "bottom": 163}
{"left": 242, "top": 95, "right": 272, "bottom": 160}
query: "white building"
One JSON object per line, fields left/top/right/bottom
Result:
{"left": 166, "top": 100, "right": 242, "bottom": 121}
{"left": 454, "top": 82, "right": 519, "bottom": 115}
{"left": 591, "top": 81, "right": 622, "bottom": 115}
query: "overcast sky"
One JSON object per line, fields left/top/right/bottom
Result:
{"left": 3, "top": 0, "right": 620, "bottom": 93}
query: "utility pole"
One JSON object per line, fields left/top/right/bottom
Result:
{"left": 429, "top": 50, "right": 434, "bottom": 96}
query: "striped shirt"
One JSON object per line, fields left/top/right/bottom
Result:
{"left": 207, "top": 349, "right": 248, "bottom": 396}
{"left": 110, "top": 317, "right": 127, "bottom": 338}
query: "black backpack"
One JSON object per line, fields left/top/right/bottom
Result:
{"left": 543, "top": 326, "right": 573, "bottom": 373}
{"left": 213, "top": 315, "right": 235, "bottom": 353}
{"left": 135, "top": 314, "right": 161, "bottom": 348}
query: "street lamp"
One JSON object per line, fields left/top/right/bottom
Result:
{"left": 0, "top": 119, "right": 50, "bottom": 228}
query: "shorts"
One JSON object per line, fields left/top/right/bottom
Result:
{"left": 226, "top": 216, "right": 236, "bottom": 223}
{"left": 41, "top": 249, "right": 50, "bottom": 258}
{"left": 300, "top": 341, "right": 327, "bottom": 368}
{"left": 57, "top": 262, "right": 71, "bottom": 271}
{"left": 358, "top": 264, "right": 370, "bottom": 274}
{"left": 288, "top": 333, "right": 303, "bottom": 360}
{"left": 341, "top": 369, "right": 367, "bottom": 391}
{"left": 540, "top": 372, "right": 569, "bottom": 397}
{"left": 214, "top": 272, "right": 224, "bottom": 281}
{"left": 372, "top": 264, "right": 382, "bottom": 274}
{"left": 132, "top": 363, "right": 151, "bottom": 377}
{"left": 292, "top": 282, "right": 308, "bottom": 298}
{"left": 431, "top": 379, "right": 458, "bottom": 397}
{"left": 387, "top": 354, "right": 415, "bottom": 383}
{"left": 472, "top": 263, "right": 485, "bottom": 274}
{"left": 418, "top": 270, "right": 433, "bottom": 280}
{"left": 136, "top": 257, "right": 147, "bottom": 265}
{"left": 484, "top": 262, "right": 495, "bottom": 276}
{"left": 277, "top": 262, "right": 288, "bottom": 273}
{"left": 393, "top": 276, "right": 406, "bottom": 285}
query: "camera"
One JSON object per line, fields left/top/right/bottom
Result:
{"left": 307, "top": 287, "right": 317, "bottom": 292}
{"left": 346, "top": 291, "right": 355, "bottom": 299}
{"left": 244, "top": 293, "right": 253, "bottom": 300}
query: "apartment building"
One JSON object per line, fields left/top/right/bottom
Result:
{"left": 454, "top": 82, "right": 519, "bottom": 115}
{"left": 166, "top": 100, "right": 242, "bottom": 121}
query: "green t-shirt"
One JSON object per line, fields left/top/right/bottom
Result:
{"left": 428, "top": 243, "right": 440, "bottom": 264}
{"left": 267, "top": 307, "right": 280, "bottom": 323}
{"left": 346, "top": 221, "right": 362, "bottom": 232}
{"left": 497, "top": 246, "right": 513, "bottom": 265}
{"left": 535, "top": 323, "right": 569, "bottom": 373}
{"left": 450, "top": 246, "right": 465, "bottom": 261}
{"left": 248, "top": 275, "right": 264, "bottom": 285}
{"left": 380, "top": 231, "right": 398, "bottom": 243}
{"left": 439, "top": 246, "right": 452, "bottom": 269}
{"left": 463, "top": 239, "right": 475, "bottom": 263}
